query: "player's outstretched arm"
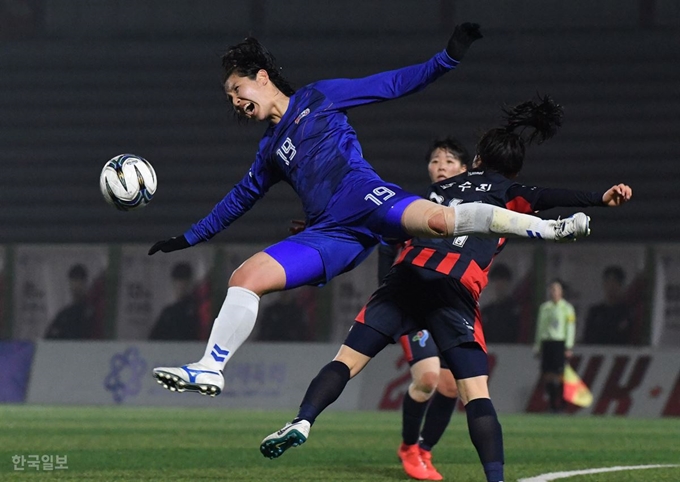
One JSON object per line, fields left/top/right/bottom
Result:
{"left": 313, "top": 22, "right": 482, "bottom": 110}
{"left": 507, "top": 182, "right": 633, "bottom": 213}
{"left": 148, "top": 235, "right": 190, "bottom": 255}
{"left": 602, "top": 183, "right": 632, "bottom": 206}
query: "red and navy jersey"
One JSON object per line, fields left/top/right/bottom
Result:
{"left": 393, "top": 170, "right": 603, "bottom": 301}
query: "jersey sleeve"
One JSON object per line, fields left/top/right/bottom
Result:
{"left": 184, "top": 153, "right": 281, "bottom": 245}
{"left": 310, "top": 50, "right": 459, "bottom": 110}
{"left": 506, "top": 184, "right": 605, "bottom": 213}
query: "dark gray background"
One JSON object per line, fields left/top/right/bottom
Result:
{"left": 2, "top": 0, "right": 678, "bottom": 244}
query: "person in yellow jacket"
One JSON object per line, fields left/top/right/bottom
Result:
{"left": 534, "top": 278, "right": 575, "bottom": 413}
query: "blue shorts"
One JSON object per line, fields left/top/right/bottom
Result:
{"left": 265, "top": 178, "right": 420, "bottom": 287}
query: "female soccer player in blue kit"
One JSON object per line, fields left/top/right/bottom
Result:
{"left": 260, "top": 96, "right": 632, "bottom": 482}
{"left": 149, "top": 24, "right": 591, "bottom": 396}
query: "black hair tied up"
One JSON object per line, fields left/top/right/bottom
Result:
{"left": 502, "top": 94, "right": 563, "bottom": 145}
{"left": 222, "top": 37, "right": 295, "bottom": 96}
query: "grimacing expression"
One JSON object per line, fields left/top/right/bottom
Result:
{"left": 427, "top": 148, "right": 467, "bottom": 183}
{"left": 224, "top": 70, "right": 271, "bottom": 121}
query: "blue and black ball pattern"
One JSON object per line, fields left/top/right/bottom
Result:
{"left": 104, "top": 154, "right": 156, "bottom": 211}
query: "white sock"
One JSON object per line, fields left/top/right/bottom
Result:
{"left": 452, "top": 203, "right": 555, "bottom": 240}
{"left": 198, "top": 286, "right": 260, "bottom": 371}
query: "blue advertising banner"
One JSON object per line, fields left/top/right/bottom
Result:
{"left": 0, "top": 341, "right": 35, "bottom": 402}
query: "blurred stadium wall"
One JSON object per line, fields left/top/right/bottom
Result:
{"left": 1, "top": 0, "right": 679, "bottom": 243}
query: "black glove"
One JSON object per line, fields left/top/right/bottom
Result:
{"left": 446, "top": 22, "right": 483, "bottom": 61}
{"left": 148, "top": 235, "right": 191, "bottom": 255}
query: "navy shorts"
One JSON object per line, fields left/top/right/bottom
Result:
{"left": 356, "top": 263, "right": 487, "bottom": 354}
{"left": 541, "top": 340, "right": 566, "bottom": 375}
{"left": 399, "top": 330, "right": 449, "bottom": 369}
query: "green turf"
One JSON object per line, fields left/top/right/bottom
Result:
{"left": 0, "top": 405, "right": 678, "bottom": 481}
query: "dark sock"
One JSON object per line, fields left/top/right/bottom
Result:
{"left": 465, "top": 398, "right": 504, "bottom": 482}
{"left": 419, "top": 391, "right": 457, "bottom": 451}
{"left": 547, "top": 381, "right": 560, "bottom": 411}
{"left": 294, "top": 360, "right": 350, "bottom": 426}
{"left": 557, "top": 383, "right": 564, "bottom": 410}
{"left": 401, "top": 390, "right": 429, "bottom": 445}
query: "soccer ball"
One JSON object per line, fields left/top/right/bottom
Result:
{"left": 100, "top": 154, "right": 157, "bottom": 211}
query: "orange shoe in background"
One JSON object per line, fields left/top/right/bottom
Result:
{"left": 419, "top": 448, "right": 443, "bottom": 481}
{"left": 397, "top": 442, "right": 430, "bottom": 480}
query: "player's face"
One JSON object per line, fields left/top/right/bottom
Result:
{"left": 549, "top": 282, "right": 563, "bottom": 302}
{"left": 224, "top": 70, "right": 271, "bottom": 121}
{"left": 427, "top": 148, "right": 466, "bottom": 182}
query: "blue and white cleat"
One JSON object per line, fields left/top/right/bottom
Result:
{"left": 553, "top": 212, "right": 590, "bottom": 242}
{"left": 260, "top": 420, "right": 311, "bottom": 459}
{"left": 152, "top": 363, "right": 224, "bottom": 397}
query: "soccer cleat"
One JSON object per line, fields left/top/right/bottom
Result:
{"left": 152, "top": 362, "right": 224, "bottom": 397}
{"left": 553, "top": 212, "right": 590, "bottom": 242}
{"left": 419, "top": 448, "right": 443, "bottom": 481}
{"left": 397, "top": 443, "right": 430, "bottom": 480}
{"left": 260, "top": 420, "right": 311, "bottom": 459}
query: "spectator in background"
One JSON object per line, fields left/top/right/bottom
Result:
{"left": 45, "top": 264, "right": 93, "bottom": 339}
{"left": 256, "top": 291, "right": 310, "bottom": 342}
{"left": 533, "top": 278, "right": 575, "bottom": 413}
{"left": 481, "top": 263, "right": 521, "bottom": 343}
{"left": 149, "top": 262, "right": 199, "bottom": 340}
{"left": 583, "top": 265, "right": 632, "bottom": 345}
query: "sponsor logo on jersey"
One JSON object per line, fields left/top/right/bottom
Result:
{"left": 294, "top": 108, "right": 310, "bottom": 124}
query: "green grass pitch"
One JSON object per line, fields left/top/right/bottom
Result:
{"left": 1, "top": 405, "right": 678, "bottom": 481}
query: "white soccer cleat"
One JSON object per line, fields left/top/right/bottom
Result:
{"left": 152, "top": 363, "right": 224, "bottom": 397}
{"left": 553, "top": 212, "right": 590, "bottom": 242}
{"left": 260, "top": 420, "right": 311, "bottom": 459}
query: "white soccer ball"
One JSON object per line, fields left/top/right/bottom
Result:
{"left": 100, "top": 154, "right": 157, "bottom": 211}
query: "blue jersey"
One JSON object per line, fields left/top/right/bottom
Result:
{"left": 184, "top": 50, "right": 459, "bottom": 245}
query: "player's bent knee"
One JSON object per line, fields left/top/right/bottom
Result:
{"left": 229, "top": 253, "right": 286, "bottom": 294}
{"left": 414, "top": 371, "right": 439, "bottom": 395}
{"left": 333, "top": 346, "right": 370, "bottom": 378}
{"left": 402, "top": 201, "right": 455, "bottom": 238}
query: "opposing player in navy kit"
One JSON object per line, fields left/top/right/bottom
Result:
{"left": 261, "top": 96, "right": 631, "bottom": 482}
{"left": 148, "top": 25, "right": 591, "bottom": 397}
{"left": 392, "top": 137, "right": 470, "bottom": 481}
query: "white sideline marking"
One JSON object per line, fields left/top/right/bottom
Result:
{"left": 518, "top": 464, "right": 680, "bottom": 481}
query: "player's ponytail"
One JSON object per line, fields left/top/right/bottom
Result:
{"left": 222, "top": 37, "right": 295, "bottom": 97}
{"left": 502, "top": 94, "right": 563, "bottom": 145}
{"left": 476, "top": 94, "right": 563, "bottom": 177}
